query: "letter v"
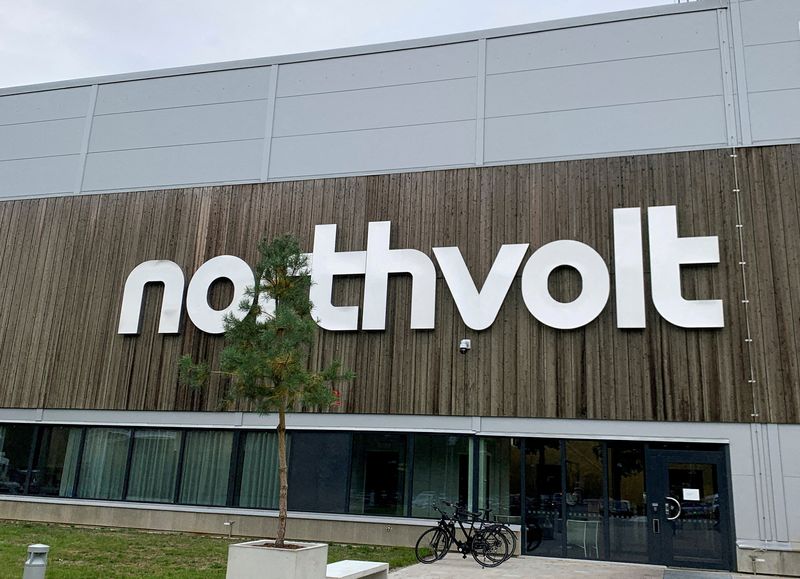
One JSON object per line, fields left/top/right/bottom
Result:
{"left": 433, "top": 244, "right": 529, "bottom": 331}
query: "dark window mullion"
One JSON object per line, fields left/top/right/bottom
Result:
{"left": 227, "top": 430, "right": 242, "bottom": 507}
{"left": 405, "top": 434, "right": 415, "bottom": 517}
{"left": 23, "top": 425, "right": 40, "bottom": 495}
{"left": 121, "top": 428, "right": 136, "bottom": 500}
{"left": 560, "top": 439, "right": 567, "bottom": 558}
{"left": 71, "top": 426, "right": 88, "bottom": 498}
{"left": 602, "top": 441, "right": 610, "bottom": 560}
{"left": 173, "top": 429, "right": 188, "bottom": 504}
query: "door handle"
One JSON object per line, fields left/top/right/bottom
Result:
{"left": 652, "top": 518, "right": 661, "bottom": 534}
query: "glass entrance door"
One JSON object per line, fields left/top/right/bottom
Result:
{"left": 645, "top": 449, "right": 733, "bottom": 570}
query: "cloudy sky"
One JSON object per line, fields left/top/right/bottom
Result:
{"left": 1, "top": 0, "right": 671, "bottom": 89}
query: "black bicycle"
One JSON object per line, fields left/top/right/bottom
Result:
{"left": 475, "top": 507, "right": 517, "bottom": 559}
{"left": 415, "top": 502, "right": 510, "bottom": 567}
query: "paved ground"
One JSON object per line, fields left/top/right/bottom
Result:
{"left": 389, "top": 556, "right": 765, "bottom": 578}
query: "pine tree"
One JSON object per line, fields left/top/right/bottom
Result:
{"left": 180, "top": 235, "right": 353, "bottom": 547}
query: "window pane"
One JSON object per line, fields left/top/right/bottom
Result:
{"left": 524, "top": 439, "right": 562, "bottom": 556}
{"left": 78, "top": 428, "right": 131, "bottom": 500}
{"left": 349, "top": 433, "right": 407, "bottom": 516}
{"left": 479, "top": 437, "right": 521, "bottom": 524}
{"left": 179, "top": 430, "right": 232, "bottom": 506}
{"left": 565, "top": 440, "right": 605, "bottom": 560}
{"left": 288, "top": 432, "right": 350, "bottom": 513}
{"left": 28, "top": 427, "right": 82, "bottom": 497}
{"left": 0, "top": 424, "right": 35, "bottom": 495}
{"left": 411, "top": 434, "right": 471, "bottom": 518}
{"left": 238, "top": 431, "right": 280, "bottom": 509}
{"left": 127, "top": 430, "right": 181, "bottom": 503}
{"left": 607, "top": 442, "right": 647, "bottom": 563}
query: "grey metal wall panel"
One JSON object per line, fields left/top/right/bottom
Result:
{"left": 0, "top": 155, "right": 80, "bottom": 197}
{"left": 485, "top": 50, "right": 723, "bottom": 118}
{"left": 273, "top": 77, "right": 476, "bottom": 137}
{"left": 0, "top": 117, "right": 85, "bottom": 160}
{"left": 88, "top": 100, "right": 267, "bottom": 152}
{"left": 269, "top": 120, "right": 475, "bottom": 178}
{"left": 81, "top": 139, "right": 263, "bottom": 191}
{"left": 484, "top": 96, "right": 727, "bottom": 162}
{"left": 749, "top": 90, "right": 800, "bottom": 143}
{"left": 744, "top": 42, "right": 800, "bottom": 93}
{"left": 94, "top": 67, "right": 271, "bottom": 114}
{"left": 740, "top": 0, "right": 800, "bottom": 46}
{"left": 0, "top": 87, "right": 90, "bottom": 125}
{"left": 276, "top": 42, "right": 477, "bottom": 97}
{"left": 732, "top": 474, "right": 761, "bottom": 541}
{"left": 486, "top": 11, "right": 719, "bottom": 75}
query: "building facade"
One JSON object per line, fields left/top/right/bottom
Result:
{"left": 1, "top": 0, "right": 799, "bottom": 574}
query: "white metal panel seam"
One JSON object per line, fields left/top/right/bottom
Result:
{"left": 74, "top": 84, "right": 98, "bottom": 194}
{"left": 728, "top": 0, "right": 754, "bottom": 145}
{"left": 475, "top": 39, "right": 486, "bottom": 167}
{"left": 766, "top": 423, "right": 790, "bottom": 541}
{"left": 717, "top": 8, "right": 740, "bottom": 145}
{"left": 261, "top": 65, "right": 279, "bottom": 182}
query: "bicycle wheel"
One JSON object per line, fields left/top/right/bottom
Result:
{"left": 471, "top": 528, "right": 509, "bottom": 568}
{"left": 491, "top": 524, "right": 517, "bottom": 559}
{"left": 415, "top": 527, "right": 450, "bottom": 563}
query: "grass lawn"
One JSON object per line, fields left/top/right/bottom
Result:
{"left": 0, "top": 520, "right": 418, "bottom": 578}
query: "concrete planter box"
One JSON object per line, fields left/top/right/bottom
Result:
{"left": 226, "top": 539, "right": 328, "bottom": 579}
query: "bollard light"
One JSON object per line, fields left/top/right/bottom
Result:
{"left": 23, "top": 544, "right": 49, "bottom": 579}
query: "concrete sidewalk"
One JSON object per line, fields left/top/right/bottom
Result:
{"left": 389, "top": 556, "right": 764, "bottom": 578}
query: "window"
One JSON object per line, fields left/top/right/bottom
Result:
{"left": 607, "top": 442, "right": 647, "bottom": 563}
{"left": 288, "top": 432, "right": 351, "bottom": 513}
{"left": 565, "top": 440, "right": 605, "bottom": 560}
{"left": 77, "top": 428, "right": 132, "bottom": 500}
{"left": 237, "top": 431, "right": 280, "bottom": 509}
{"left": 349, "top": 433, "right": 407, "bottom": 516}
{"left": 478, "top": 437, "right": 521, "bottom": 524}
{"left": 179, "top": 430, "right": 233, "bottom": 506}
{"left": 524, "top": 439, "right": 562, "bottom": 556}
{"left": 411, "top": 434, "right": 471, "bottom": 518}
{"left": 0, "top": 424, "right": 36, "bottom": 495}
{"left": 127, "top": 430, "right": 181, "bottom": 503}
{"left": 28, "top": 426, "right": 82, "bottom": 497}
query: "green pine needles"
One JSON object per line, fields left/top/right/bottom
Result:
{"left": 179, "top": 234, "right": 354, "bottom": 547}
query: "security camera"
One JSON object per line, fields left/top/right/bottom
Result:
{"left": 459, "top": 339, "right": 471, "bottom": 354}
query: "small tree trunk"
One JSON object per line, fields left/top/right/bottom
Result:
{"left": 276, "top": 401, "right": 288, "bottom": 547}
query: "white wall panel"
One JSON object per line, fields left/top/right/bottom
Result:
{"left": 273, "top": 78, "right": 476, "bottom": 137}
{"left": 786, "top": 477, "right": 800, "bottom": 541}
{"left": 0, "top": 155, "right": 80, "bottom": 198}
{"left": 745, "top": 42, "right": 800, "bottom": 93}
{"left": 778, "top": 425, "right": 800, "bottom": 478}
{"left": 0, "top": 118, "right": 85, "bottom": 160}
{"left": 486, "top": 11, "right": 719, "bottom": 74}
{"left": 94, "top": 67, "right": 271, "bottom": 114}
{"left": 269, "top": 120, "right": 475, "bottom": 178}
{"left": 82, "top": 139, "right": 263, "bottom": 191}
{"left": 749, "top": 90, "right": 800, "bottom": 143}
{"left": 0, "top": 87, "right": 90, "bottom": 125}
{"left": 89, "top": 100, "right": 267, "bottom": 152}
{"left": 276, "top": 42, "right": 477, "bottom": 97}
{"left": 740, "top": 0, "right": 800, "bottom": 46}
{"left": 485, "top": 96, "right": 727, "bottom": 162}
{"left": 486, "top": 50, "right": 722, "bottom": 118}
{"left": 732, "top": 474, "right": 760, "bottom": 540}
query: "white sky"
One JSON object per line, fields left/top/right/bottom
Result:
{"left": 1, "top": 0, "right": 672, "bottom": 89}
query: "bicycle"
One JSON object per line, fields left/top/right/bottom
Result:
{"left": 474, "top": 507, "right": 517, "bottom": 560}
{"left": 414, "top": 502, "right": 510, "bottom": 568}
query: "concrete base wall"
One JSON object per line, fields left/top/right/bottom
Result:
{"left": 737, "top": 547, "right": 800, "bottom": 577}
{"left": 0, "top": 499, "right": 427, "bottom": 548}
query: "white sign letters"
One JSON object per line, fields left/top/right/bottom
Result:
{"left": 118, "top": 205, "right": 724, "bottom": 335}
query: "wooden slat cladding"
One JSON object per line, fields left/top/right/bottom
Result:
{"left": 0, "top": 146, "right": 797, "bottom": 423}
